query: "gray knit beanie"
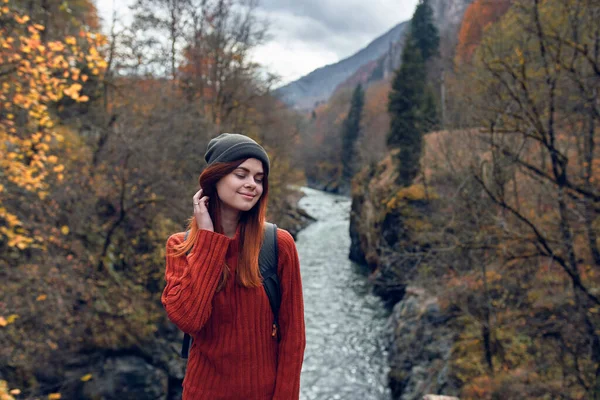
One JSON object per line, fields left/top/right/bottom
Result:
{"left": 204, "top": 133, "right": 270, "bottom": 175}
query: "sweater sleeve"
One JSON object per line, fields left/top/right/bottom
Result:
{"left": 272, "top": 229, "right": 306, "bottom": 400}
{"left": 161, "top": 229, "right": 230, "bottom": 334}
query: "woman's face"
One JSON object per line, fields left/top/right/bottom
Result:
{"left": 216, "top": 158, "right": 265, "bottom": 213}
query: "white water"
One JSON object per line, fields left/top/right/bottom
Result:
{"left": 296, "top": 187, "right": 392, "bottom": 400}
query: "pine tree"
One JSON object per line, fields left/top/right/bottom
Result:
{"left": 386, "top": 0, "right": 440, "bottom": 186}
{"left": 419, "top": 84, "right": 439, "bottom": 133}
{"left": 387, "top": 36, "right": 426, "bottom": 186}
{"left": 341, "top": 84, "right": 365, "bottom": 190}
{"left": 411, "top": 0, "right": 440, "bottom": 62}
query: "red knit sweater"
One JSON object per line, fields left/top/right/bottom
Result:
{"left": 162, "top": 228, "right": 306, "bottom": 400}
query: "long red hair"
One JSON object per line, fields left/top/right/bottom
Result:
{"left": 170, "top": 159, "right": 269, "bottom": 289}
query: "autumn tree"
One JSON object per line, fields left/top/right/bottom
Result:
{"left": 178, "top": 0, "right": 269, "bottom": 127}
{"left": 355, "top": 80, "right": 390, "bottom": 165}
{"left": 129, "top": 0, "right": 188, "bottom": 79}
{"left": 12, "top": 0, "right": 100, "bottom": 41}
{"left": 452, "top": 0, "right": 600, "bottom": 396}
{"left": 127, "top": 0, "right": 268, "bottom": 127}
{"left": 340, "top": 84, "right": 365, "bottom": 193}
{"left": 0, "top": 2, "right": 107, "bottom": 252}
{"left": 455, "top": 0, "right": 512, "bottom": 63}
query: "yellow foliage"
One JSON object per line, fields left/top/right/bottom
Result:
{"left": 396, "top": 184, "right": 428, "bottom": 201}
{"left": 47, "top": 393, "right": 61, "bottom": 399}
{"left": 385, "top": 184, "right": 436, "bottom": 210}
{"left": 14, "top": 14, "right": 30, "bottom": 24}
{"left": 80, "top": 374, "right": 93, "bottom": 382}
{"left": 0, "top": 380, "right": 17, "bottom": 400}
{"left": 0, "top": 314, "right": 19, "bottom": 327}
{"left": 0, "top": 3, "right": 107, "bottom": 249}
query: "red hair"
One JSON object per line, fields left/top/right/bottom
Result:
{"left": 170, "top": 159, "right": 269, "bottom": 289}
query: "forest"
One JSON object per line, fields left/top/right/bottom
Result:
{"left": 1, "top": 0, "right": 303, "bottom": 398}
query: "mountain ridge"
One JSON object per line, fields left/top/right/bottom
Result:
{"left": 274, "top": 0, "right": 473, "bottom": 110}
{"left": 274, "top": 21, "right": 409, "bottom": 110}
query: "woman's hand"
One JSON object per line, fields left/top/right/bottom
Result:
{"left": 193, "top": 188, "right": 214, "bottom": 232}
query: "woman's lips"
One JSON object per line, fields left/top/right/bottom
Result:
{"left": 239, "top": 193, "right": 255, "bottom": 199}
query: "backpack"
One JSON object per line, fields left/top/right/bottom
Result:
{"left": 180, "top": 222, "right": 281, "bottom": 358}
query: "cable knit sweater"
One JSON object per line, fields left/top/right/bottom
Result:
{"left": 162, "top": 228, "right": 306, "bottom": 400}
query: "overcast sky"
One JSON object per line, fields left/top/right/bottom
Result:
{"left": 95, "top": 0, "right": 419, "bottom": 85}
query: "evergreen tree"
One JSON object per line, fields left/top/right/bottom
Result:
{"left": 387, "top": 36, "right": 426, "bottom": 186}
{"left": 419, "top": 84, "right": 439, "bottom": 133}
{"left": 411, "top": 0, "right": 440, "bottom": 62}
{"left": 386, "top": 0, "right": 440, "bottom": 187}
{"left": 341, "top": 84, "right": 365, "bottom": 189}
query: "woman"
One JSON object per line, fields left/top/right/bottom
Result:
{"left": 161, "top": 133, "right": 306, "bottom": 400}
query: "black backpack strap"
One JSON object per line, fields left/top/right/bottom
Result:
{"left": 259, "top": 223, "right": 281, "bottom": 341}
{"left": 181, "top": 333, "right": 192, "bottom": 358}
{"left": 182, "top": 230, "right": 192, "bottom": 358}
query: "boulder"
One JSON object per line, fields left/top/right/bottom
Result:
{"left": 80, "top": 355, "right": 169, "bottom": 400}
{"left": 387, "top": 287, "right": 460, "bottom": 400}
{"left": 276, "top": 189, "right": 317, "bottom": 238}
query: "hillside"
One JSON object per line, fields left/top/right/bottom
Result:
{"left": 274, "top": 21, "right": 408, "bottom": 110}
{"left": 348, "top": 0, "right": 600, "bottom": 397}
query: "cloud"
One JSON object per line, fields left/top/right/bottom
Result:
{"left": 95, "top": 0, "right": 419, "bottom": 85}
{"left": 252, "top": 0, "right": 418, "bottom": 84}
{"left": 257, "top": 9, "right": 374, "bottom": 57}
{"left": 252, "top": 35, "right": 340, "bottom": 85}
{"left": 260, "top": 0, "right": 412, "bottom": 36}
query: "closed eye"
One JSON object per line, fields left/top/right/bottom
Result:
{"left": 235, "top": 173, "right": 263, "bottom": 183}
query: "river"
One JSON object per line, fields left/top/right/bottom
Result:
{"left": 295, "top": 187, "right": 391, "bottom": 400}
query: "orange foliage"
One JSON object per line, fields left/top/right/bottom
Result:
{"left": 358, "top": 79, "right": 391, "bottom": 162}
{"left": 456, "top": 0, "right": 513, "bottom": 62}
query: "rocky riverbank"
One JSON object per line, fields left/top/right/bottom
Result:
{"left": 276, "top": 188, "right": 318, "bottom": 238}
{"left": 387, "top": 288, "right": 460, "bottom": 399}
{"left": 349, "top": 153, "right": 461, "bottom": 400}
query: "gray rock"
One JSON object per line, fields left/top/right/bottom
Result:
{"left": 80, "top": 356, "right": 168, "bottom": 400}
{"left": 387, "top": 287, "right": 460, "bottom": 400}
{"left": 271, "top": 188, "right": 317, "bottom": 239}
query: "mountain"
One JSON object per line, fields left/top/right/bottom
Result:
{"left": 276, "top": 0, "right": 473, "bottom": 110}
{"left": 333, "top": 0, "right": 473, "bottom": 95}
{"left": 273, "top": 21, "right": 409, "bottom": 111}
